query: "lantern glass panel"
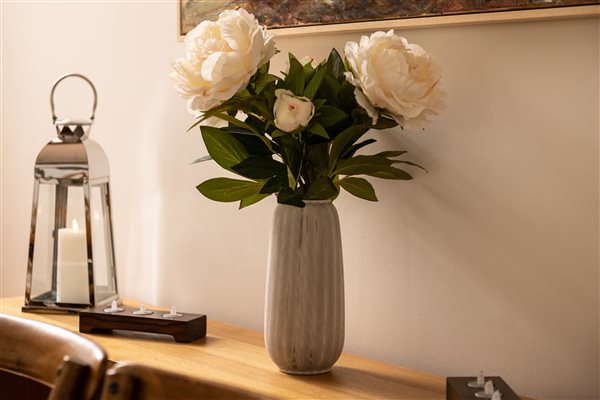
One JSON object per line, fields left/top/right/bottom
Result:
{"left": 29, "top": 182, "right": 91, "bottom": 305}
{"left": 30, "top": 182, "right": 57, "bottom": 302}
{"left": 90, "top": 182, "right": 117, "bottom": 303}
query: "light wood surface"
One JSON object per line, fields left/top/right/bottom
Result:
{"left": 101, "top": 362, "right": 271, "bottom": 400}
{"left": 1, "top": 297, "right": 445, "bottom": 399}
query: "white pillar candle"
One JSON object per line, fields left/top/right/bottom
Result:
{"left": 56, "top": 219, "right": 90, "bottom": 304}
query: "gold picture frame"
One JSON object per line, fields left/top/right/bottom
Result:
{"left": 178, "top": 1, "right": 599, "bottom": 39}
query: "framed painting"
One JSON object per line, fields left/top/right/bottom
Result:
{"left": 178, "top": 1, "right": 599, "bottom": 38}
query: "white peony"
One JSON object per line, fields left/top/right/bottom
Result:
{"left": 170, "top": 9, "right": 276, "bottom": 124}
{"left": 344, "top": 30, "right": 445, "bottom": 130}
{"left": 273, "top": 89, "right": 315, "bottom": 133}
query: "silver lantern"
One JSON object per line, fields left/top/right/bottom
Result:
{"left": 23, "top": 73, "right": 119, "bottom": 313}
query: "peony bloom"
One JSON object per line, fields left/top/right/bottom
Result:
{"left": 344, "top": 30, "right": 445, "bottom": 130}
{"left": 170, "top": 9, "right": 276, "bottom": 123}
{"left": 273, "top": 89, "right": 315, "bottom": 133}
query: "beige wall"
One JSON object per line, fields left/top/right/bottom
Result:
{"left": 1, "top": 3, "right": 598, "bottom": 399}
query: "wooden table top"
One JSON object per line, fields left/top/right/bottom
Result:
{"left": 1, "top": 297, "right": 445, "bottom": 399}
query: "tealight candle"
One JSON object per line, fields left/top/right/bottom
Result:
{"left": 475, "top": 380, "right": 495, "bottom": 398}
{"left": 104, "top": 299, "right": 123, "bottom": 313}
{"left": 484, "top": 381, "right": 495, "bottom": 395}
{"left": 133, "top": 304, "right": 153, "bottom": 315}
{"left": 468, "top": 370, "right": 486, "bottom": 388}
{"left": 163, "top": 305, "right": 183, "bottom": 318}
{"left": 56, "top": 219, "right": 89, "bottom": 304}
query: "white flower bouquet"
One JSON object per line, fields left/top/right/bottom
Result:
{"left": 171, "top": 9, "right": 445, "bottom": 208}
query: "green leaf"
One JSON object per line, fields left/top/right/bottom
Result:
{"left": 271, "top": 130, "right": 287, "bottom": 138}
{"left": 255, "top": 73, "right": 278, "bottom": 94}
{"left": 189, "top": 100, "right": 243, "bottom": 130}
{"left": 373, "top": 117, "right": 398, "bottom": 130}
{"left": 277, "top": 187, "right": 305, "bottom": 207}
{"left": 216, "top": 113, "right": 275, "bottom": 152}
{"left": 304, "top": 177, "right": 338, "bottom": 200}
{"left": 260, "top": 173, "right": 289, "bottom": 194}
{"left": 306, "top": 142, "right": 330, "bottom": 179}
{"left": 328, "top": 124, "right": 370, "bottom": 172}
{"left": 274, "top": 135, "right": 302, "bottom": 180}
{"left": 197, "top": 178, "right": 262, "bottom": 202}
{"left": 231, "top": 156, "right": 286, "bottom": 179}
{"left": 339, "top": 80, "right": 357, "bottom": 112}
{"left": 351, "top": 107, "right": 374, "bottom": 126}
{"left": 318, "top": 75, "right": 341, "bottom": 106}
{"left": 258, "top": 61, "right": 270, "bottom": 76}
{"left": 326, "top": 48, "right": 345, "bottom": 82}
{"left": 190, "top": 155, "right": 212, "bottom": 164}
{"left": 303, "top": 65, "right": 327, "bottom": 100}
{"left": 340, "top": 177, "right": 378, "bottom": 201}
{"left": 342, "top": 139, "right": 377, "bottom": 159}
{"left": 334, "top": 155, "right": 393, "bottom": 176}
{"left": 303, "top": 61, "right": 316, "bottom": 82}
{"left": 232, "top": 131, "right": 273, "bottom": 157}
{"left": 285, "top": 54, "right": 305, "bottom": 95}
{"left": 263, "top": 90, "right": 276, "bottom": 117}
{"left": 246, "top": 97, "right": 272, "bottom": 120}
{"left": 393, "top": 160, "right": 428, "bottom": 172}
{"left": 313, "top": 98, "right": 327, "bottom": 109}
{"left": 375, "top": 151, "right": 407, "bottom": 158}
{"left": 368, "top": 166, "right": 413, "bottom": 180}
{"left": 215, "top": 112, "right": 259, "bottom": 134}
{"left": 315, "top": 105, "right": 349, "bottom": 128}
{"left": 201, "top": 126, "right": 249, "bottom": 171}
{"left": 307, "top": 122, "right": 329, "bottom": 139}
{"left": 239, "top": 193, "right": 270, "bottom": 209}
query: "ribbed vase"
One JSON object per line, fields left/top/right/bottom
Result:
{"left": 264, "top": 200, "right": 344, "bottom": 375}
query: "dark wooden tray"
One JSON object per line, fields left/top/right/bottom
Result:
{"left": 79, "top": 305, "right": 206, "bottom": 343}
{"left": 447, "top": 377, "right": 520, "bottom": 400}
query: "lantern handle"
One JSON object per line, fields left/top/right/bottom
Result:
{"left": 50, "top": 73, "right": 98, "bottom": 125}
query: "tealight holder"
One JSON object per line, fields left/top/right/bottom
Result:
{"left": 23, "top": 73, "right": 119, "bottom": 313}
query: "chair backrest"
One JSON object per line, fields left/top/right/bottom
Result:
{"left": 101, "top": 363, "right": 273, "bottom": 400}
{"left": 0, "top": 314, "right": 108, "bottom": 400}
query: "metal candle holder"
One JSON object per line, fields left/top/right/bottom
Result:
{"left": 23, "top": 73, "right": 119, "bottom": 313}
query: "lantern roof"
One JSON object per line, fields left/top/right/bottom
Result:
{"left": 34, "top": 137, "right": 110, "bottom": 182}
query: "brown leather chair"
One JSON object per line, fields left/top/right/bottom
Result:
{"left": 0, "top": 314, "right": 108, "bottom": 400}
{"left": 101, "top": 362, "right": 273, "bottom": 400}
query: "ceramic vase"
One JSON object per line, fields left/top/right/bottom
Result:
{"left": 264, "top": 200, "right": 344, "bottom": 374}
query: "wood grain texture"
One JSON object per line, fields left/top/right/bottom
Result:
{"left": 0, "top": 370, "right": 51, "bottom": 400}
{"left": 0, "top": 313, "right": 107, "bottom": 400}
{"left": 1, "top": 296, "right": 446, "bottom": 399}
{"left": 101, "top": 362, "right": 271, "bottom": 400}
{"left": 265, "top": 201, "right": 344, "bottom": 374}
{"left": 49, "top": 356, "right": 92, "bottom": 400}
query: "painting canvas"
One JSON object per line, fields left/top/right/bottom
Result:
{"left": 179, "top": 0, "right": 598, "bottom": 35}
